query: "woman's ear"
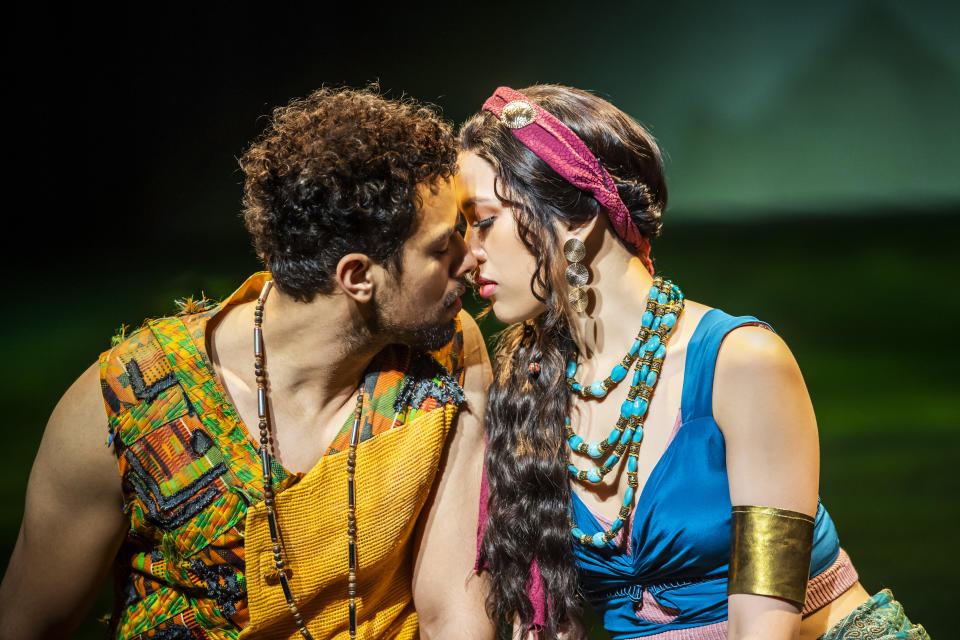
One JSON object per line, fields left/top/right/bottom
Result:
{"left": 564, "top": 215, "right": 603, "bottom": 262}
{"left": 334, "top": 253, "right": 376, "bottom": 302}
{"left": 565, "top": 213, "right": 600, "bottom": 242}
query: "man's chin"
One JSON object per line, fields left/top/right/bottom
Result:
{"left": 402, "top": 318, "right": 457, "bottom": 352}
{"left": 370, "top": 295, "right": 459, "bottom": 352}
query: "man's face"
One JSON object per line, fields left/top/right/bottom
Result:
{"left": 372, "top": 178, "right": 477, "bottom": 351}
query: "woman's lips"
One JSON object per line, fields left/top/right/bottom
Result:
{"left": 477, "top": 276, "right": 498, "bottom": 299}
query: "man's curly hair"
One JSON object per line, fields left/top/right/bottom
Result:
{"left": 240, "top": 86, "right": 458, "bottom": 302}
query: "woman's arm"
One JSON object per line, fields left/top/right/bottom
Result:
{"left": 714, "top": 326, "right": 820, "bottom": 640}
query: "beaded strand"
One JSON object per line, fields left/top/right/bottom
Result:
{"left": 254, "top": 282, "right": 314, "bottom": 637}
{"left": 565, "top": 277, "right": 685, "bottom": 547}
{"left": 256, "top": 280, "right": 364, "bottom": 637}
{"left": 565, "top": 278, "right": 683, "bottom": 467}
{"left": 346, "top": 391, "right": 363, "bottom": 639}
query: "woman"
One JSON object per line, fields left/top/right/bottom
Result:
{"left": 459, "top": 85, "right": 928, "bottom": 640}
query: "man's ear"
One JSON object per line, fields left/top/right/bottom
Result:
{"left": 335, "top": 253, "right": 376, "bottom": 303}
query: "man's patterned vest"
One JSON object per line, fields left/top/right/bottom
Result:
{"left": 99, "top": 273, "right": 466, "bottom": 639}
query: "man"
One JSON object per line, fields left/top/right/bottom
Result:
{"left": 0, "top": 87, "right": 494, "bottom": 639}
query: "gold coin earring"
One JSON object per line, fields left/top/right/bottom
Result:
{"left": 564, "top": 237, "right": 590, "bottom": 312}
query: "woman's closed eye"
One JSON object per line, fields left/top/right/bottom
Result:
{"left": 472, "top": 216, "right": 495, "bottom": 230}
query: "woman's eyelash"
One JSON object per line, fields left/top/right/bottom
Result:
{"left": 472, "top": 217, "right": 495, "bottom": 229}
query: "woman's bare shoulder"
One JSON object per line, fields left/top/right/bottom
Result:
{"left": 670, "top": 299, "right": 713, "bottom": 348}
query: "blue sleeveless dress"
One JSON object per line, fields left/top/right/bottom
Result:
{"left": 569, "top": 309, "right": 843, "bottom": 638}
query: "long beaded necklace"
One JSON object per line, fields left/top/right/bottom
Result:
{"left": 255, "top": 280, "right": 364, "bottom": 639}
{"left": 565, "top": 277, "right": 684, "bottom": 547}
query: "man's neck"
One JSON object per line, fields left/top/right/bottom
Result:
{"left": 212, "top": 287, "right": 384, "bottom": 421}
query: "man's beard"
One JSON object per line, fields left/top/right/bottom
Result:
{"left": 370, "top": 285, "right": 462, "bottom": 352}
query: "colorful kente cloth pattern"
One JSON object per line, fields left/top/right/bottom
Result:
{"left": 99, "top": 272, "right": 466, "bottom": 640}
{"left": 818, "top": 589, "right": 930, "bottom": 640}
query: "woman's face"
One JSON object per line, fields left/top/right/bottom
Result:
{"left": 457, "top": 151, "right": 546, "bottom": 324}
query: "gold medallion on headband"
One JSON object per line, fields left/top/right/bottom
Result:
{"left": 500, "top": 100, "right": 536, "bottom": 129}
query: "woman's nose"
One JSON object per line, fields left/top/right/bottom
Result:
{"left": 449, "top": 230, "right": 478, "bottom": 278}
{"left": 464, "top": 227, "right": 487, "bottom": 263}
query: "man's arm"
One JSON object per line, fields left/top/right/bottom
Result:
{"left": 0, "top": 362, "right": 127, "bottom": 640}
{"left": 412, "top": 312, "right": 496, "bottom": 639}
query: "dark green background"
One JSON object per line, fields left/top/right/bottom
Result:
{"left": 4, "top": 1, "right": 957, "bottom": 637}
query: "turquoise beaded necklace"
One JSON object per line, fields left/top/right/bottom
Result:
{"left": 566, "top": 277, "right": 684, "bottom": 547}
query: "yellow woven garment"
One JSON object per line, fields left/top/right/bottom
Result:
{"left": 241, "top": 402, "right": 458, "bottom": 639}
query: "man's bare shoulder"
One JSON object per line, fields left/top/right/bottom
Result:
{"left": 0, "top": 361, "right": 125, "bottom": 639}
{"left": 38, "top": 360, "right": 119, "bottom": 499}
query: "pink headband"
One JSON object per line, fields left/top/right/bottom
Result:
{"left": 482, "top": 86, "right": 654, "bottom": 275}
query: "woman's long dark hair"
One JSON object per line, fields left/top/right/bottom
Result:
{"left": 461, "top": 85, "right": 667, "bottom": 638}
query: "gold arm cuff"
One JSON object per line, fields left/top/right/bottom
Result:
{"left": 728, "top": 505, "right": 815, "bottom": 608}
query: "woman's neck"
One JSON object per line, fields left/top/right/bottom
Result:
{"left": 569, "top": 226, "right": 655, "bottom": 369}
